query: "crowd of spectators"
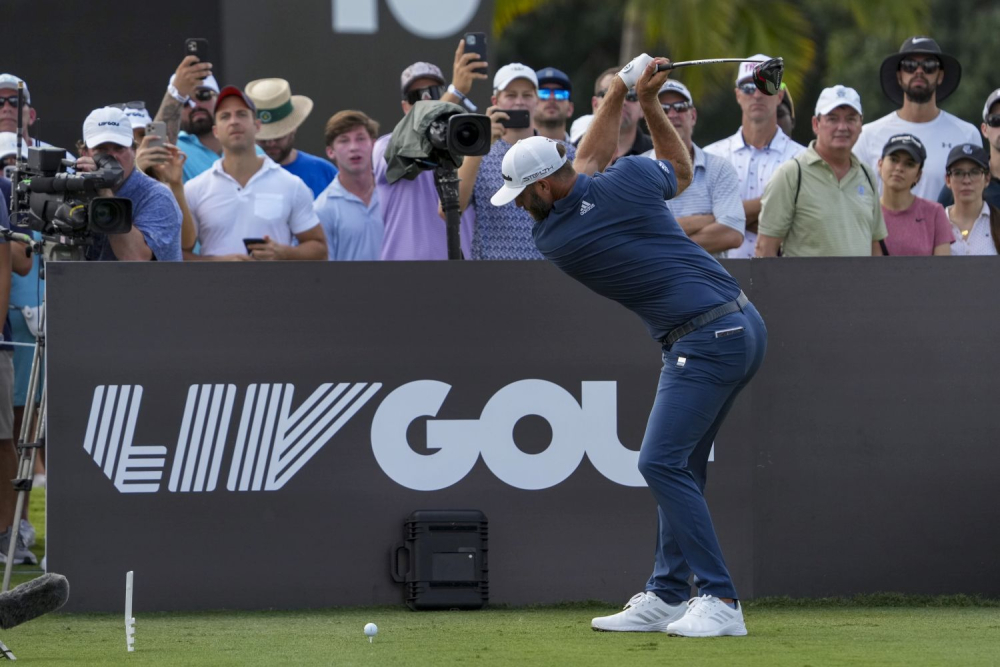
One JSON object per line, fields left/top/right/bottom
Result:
{"left": 0, "top": 33, "right": 998, "bottom": 562}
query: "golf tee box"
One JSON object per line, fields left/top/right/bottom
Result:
{"left": 391, "top": 510, "right": 488, "bottom": 610}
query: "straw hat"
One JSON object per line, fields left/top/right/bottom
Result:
{"left": 244, "top": 78, "right": 314, "bottom": 140}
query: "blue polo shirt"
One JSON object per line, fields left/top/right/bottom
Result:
{"left": 532, "top": 156, "right": 741, "bottom": 341}
{"left": 283, "top": 150, "right": 338, "bottom": 199}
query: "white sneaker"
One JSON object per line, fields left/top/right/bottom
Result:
{"left": 666, "top": 595, "right": 747, "bottom": 637}
{"left": 592, "top": 591, "right": 687, "bottom": 632}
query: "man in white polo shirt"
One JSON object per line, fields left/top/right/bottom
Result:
{"left": 704, "top": 55, "right": 805, "bottom": 258}
{"left": 183, "top": 86, "right": 326, "bottom": 261}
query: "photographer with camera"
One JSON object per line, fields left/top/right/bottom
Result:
{"left": 76, "top": 107, "right": 182, "bottom": 261}
{"left": 452, "top": 64, "right": 574, "bottom": 260}
{"left": 374, "top": 41, "right": 487, "bottom": 260}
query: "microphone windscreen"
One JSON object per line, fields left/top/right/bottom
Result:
{"left": 0, "top": 573, "right": 70, "bottom": 629}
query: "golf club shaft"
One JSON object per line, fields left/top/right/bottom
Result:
{"left": 656, "top": 58, "right": 758, "bottom": 72}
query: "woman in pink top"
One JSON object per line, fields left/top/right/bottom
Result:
{"left": 878, "top": 134, "right": 952, "bottom": 256}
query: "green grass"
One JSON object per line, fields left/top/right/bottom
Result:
{"left": 3, "top": 603, "right": 999, "bottom": 666}
{"left": 8, "top": 494, "right": 999, "bottom": 665}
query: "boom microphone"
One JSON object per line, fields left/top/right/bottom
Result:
{"left": 0, "top": 573, "right": 70, "bottom": 629}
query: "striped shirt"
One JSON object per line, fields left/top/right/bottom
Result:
{"left": 644, "top": 144, "right": 745, "bottom": 257}
{"left": 704, "top": 126, "right": 805, "bottom": 258}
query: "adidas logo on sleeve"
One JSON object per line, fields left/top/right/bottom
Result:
{"left": 579, "top": 200, "right": 595, "bottom": 215}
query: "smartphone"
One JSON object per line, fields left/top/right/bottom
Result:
{"left": 243, "top": 238, "right": 266, "bottom": 255}
{"left": 185, "top": 38, "right": 210, "bottom": 79}
{"left": 499, "top": 109, "right": 530, "bottom": 129}
{"left": 463, "top": 32, "right": 487, "bottom": 62}
{"left": 146, "top": 121, "right": 166, "bottom": 148}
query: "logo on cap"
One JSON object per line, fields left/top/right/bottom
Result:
{"left": 963, "top": 145, "right": 973, "bottom": 154}
{"left": 259, "top": 110, "right": 272, "bottom": 123}
{"left": 98, "top": 121, "right": 121, "bottom": 127}
{"left": 502, "top": 173, "right": 513, "bottom": 182}
{"left": 837, "top": 88, "right": 846, "bottom": 98}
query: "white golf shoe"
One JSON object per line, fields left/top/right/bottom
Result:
{"left": 666, "top": 595, "right": 747, "bottom": 637}
{"left": 591, "top": 591, "right": 687, "bottom": 632}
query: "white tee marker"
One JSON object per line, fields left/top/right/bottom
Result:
{"left": 125, "top": 571, "right": 135, "bottom": 652}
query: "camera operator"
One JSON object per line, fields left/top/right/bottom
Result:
{"left": 373, "top": 41, "right": 487, "bottom": 260}
{"left": 76, "top": 107, "right": 182, "bottom": 261}
{"left": 452, "top": 64, "right": 575, "bottom": 260}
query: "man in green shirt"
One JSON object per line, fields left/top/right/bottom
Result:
{"left": 757, "top": 86, "right": 886, "bottom": 257}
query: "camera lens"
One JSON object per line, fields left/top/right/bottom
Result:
{"left": 88, "top": 198, "right": 133, "bottom": 235}
{"left": 446, "top": 114, "right": 491, "bottom": 157}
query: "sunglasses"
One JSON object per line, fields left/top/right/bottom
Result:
{"left": 737, "top": 82, "right": 760, "bottom": 96}
{"left": 986, "top": 114, "right": 1000, "bottom": 128}
{"left": 110, "top": 100, "right": 146, "bottom": 110}
{"left": 538, "top": 88, "right": 570, "bottom": 101}
{"left": 597, "top": 90, "right": 638, "bottom": 102}
{"left": 947, "top": 168, "right": 987, "bottom": 180}
{"left": 194, "top": 88, "right": 217, "bottom": 101}
{"left": 405, "top": 84, "right": 445, "bottom": 105}
{"left": 0, "top": 95, "right": 25, "bottom": 108}
{"left": 899, "top": 58, "right": 941, "bottom": 74}
{"left": 661, "top": 101, "right": 693, "bottom": 113}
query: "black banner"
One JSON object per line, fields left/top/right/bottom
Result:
{"left": 46, "top": 259, "right": 1000, "bottom": 612}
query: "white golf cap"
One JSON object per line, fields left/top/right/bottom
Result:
{"left": 0, "top": 74, "right": 29, "bottom": 104}
{"left": 983, "top": 88, "right": 1000, "bottom": 121}
{"left": 490, "top": 136, "right": 567, "bottom": 207}
{"left": 169, "top": 73, "right": 220, "bottom": 106}
{"left": 658, "top": 79, "right": 692, "bottom": 103}
{"left": 82, "top": 107, "right": 134, "bottom": 149}
{"left": 736, "top": 54, "right": 771, "bottom": 85}
{"left": 0, "top": 132, "right": 27, "bottom": 160}
{"left": 122, "top": 106, "right": 153, "bottom": 129}
{"left": 815, "top": 85, "right": 862, "bottom": 116}
{"left": 569, "top": 114, "right": 593, "bottom": 144}
{"left": 494, "top": 63, "right": 538, "bottom": 93}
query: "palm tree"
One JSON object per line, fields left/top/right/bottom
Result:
{"left": 495, "top": 0, "right": 931, "bottom": 102}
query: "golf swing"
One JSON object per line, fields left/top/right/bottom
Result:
{"left": 490, "top": 54, "right": 767, "bottom": 637}
{"left": 656, "top": 56, "right": 785, "bottom": 96}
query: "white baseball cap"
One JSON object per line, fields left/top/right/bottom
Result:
{"left": 121, "top": 106, "right": 153, "bottom": 129}
{"left": 983, "top": 88, "right": 1000, "bottom": 121}
{"left": 815, "top": 85, "right": 862, "bottom": 116}
{"left": 0, "top": 132, "right": 27, "bottom": 160}
{"left": 168, "top": 73, "right": 221, "bottom": 106}
{"left": 658, "top": 79, "right": 692, "bottom": 103}
{"left": 83, "top": 107, "right": 134, "bottom": 149}
{"left": 0, "top": 74, "right": 29, "bottom": 104}
{"left": 736, "top": 54, "right": 771, "bottom": 85}
{"left": 569, "top": 114, "right": 593, "bottom": 144}
{"left": 490, "top": 136, "right": 567, "bottom": 207}
{"left": 494, "top": 63, "right": 538, "bottom": 93}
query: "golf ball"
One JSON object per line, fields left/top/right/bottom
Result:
{"left": 364, "top": 623, "right": 378, "bottom": 638}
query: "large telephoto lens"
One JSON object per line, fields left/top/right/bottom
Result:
{"left": 88, "top": 197, "right": 133, "bottom": 235}
{"left": 447, "top": 114, "right": 491, "bottom": 156}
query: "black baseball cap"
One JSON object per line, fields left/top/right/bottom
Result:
{"left": 946, "top": 143, "right": 989, "bottom": 171}
{"left": 881, "top": 134, "right": 927, "bottom": 166}
{"left": 536, "top": 67, "right": 571, "bottom": 93}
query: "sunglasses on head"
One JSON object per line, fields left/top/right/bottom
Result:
{"left": 110, "top": 100, "right": 146, "bottom": 110}
{"left": 538, "top": 88, "right": 570, "bottom": 101}
{"left": 405, "top": 84, "right": 445, "bottom": 105}
{"left": 986, "top": 114, "right": 1000, "bottom": 128}
{"left": 0, "top": 95, "right": 25, "bottom": 108}
{"left": 597, "top": 90, "right": 638, "bottom": 102}
{"left": 899, "top": 58, "right": 941, "bottom": 74}
{"left": 661, "top": 101, "right": 693, "bottom": 113}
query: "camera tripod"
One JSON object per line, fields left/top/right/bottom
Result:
{"left": 0, "top": 230, "right": 52, "bottom": 593}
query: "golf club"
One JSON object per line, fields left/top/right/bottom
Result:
{"left": 656, "top": 57, "right": 784, "bottom": 95}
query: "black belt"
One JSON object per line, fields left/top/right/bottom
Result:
{"left": 662, "top": 291, "right": 749, "bottom": 347}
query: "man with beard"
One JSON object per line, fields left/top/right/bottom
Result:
{"left": 758, "top": 86, "right": 886, "bottom": 257}
{"left": 534, "top": 67, "right": 574, "bottom": 143}
{"left": 854, "top": 36, "right": 980, "bottom": 201}
{"left": 154, "top": 57, "right": 263, "bottom": 182}
{"left": 246, "top": 78, "right": 337, "bottom": 199}
{"left": 937, "top": 88, "right": 1000, "bottom": 210}
{"left": 491, "top": 55, "right": 766, "bottom": 638}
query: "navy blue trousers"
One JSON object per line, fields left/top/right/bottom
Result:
{"left": 638, "top": 302, "right": 767, "bottom": 603}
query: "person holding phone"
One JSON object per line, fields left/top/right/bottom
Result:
{"left": 451, "top": 63, "right": 575, "bottom": 260}
{"left": 182, "top": 87, "right": 326, "bottom": 261}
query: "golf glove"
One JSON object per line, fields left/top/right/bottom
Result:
{"left": 617, "top": 53, "right": 654, "bottom": 90}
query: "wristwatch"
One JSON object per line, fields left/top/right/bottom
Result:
{"left": 447, "top": 84, "right": 478, "bottom": 112}
{"left": 167, "top": 83, "right": 190, "bottom": 105}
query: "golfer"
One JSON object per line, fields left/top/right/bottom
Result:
{"left": 490, "top": 55, "right": 766, "bottom": 638}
